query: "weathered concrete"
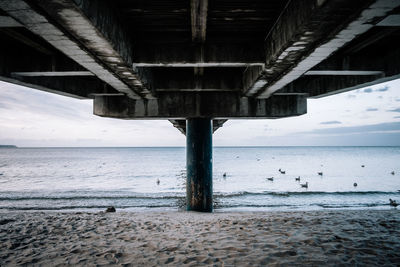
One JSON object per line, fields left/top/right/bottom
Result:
{"left": 186, "top": 118, "right": 213, "bottom": 212}
{"left": 0, "top": 0, "right": 146, "bottom": 99}
{"left": 1, "top": 75, "right": 122, "bottom": 99}
{"left": 132, "top": 43, "right": 265, "bottom": 66}
{"left": 0, "top": 16, "right": 22, "bottom": 27}
{"left": 247, "top": 0, "right": 400, "bottom": 98}
{"left": 278, "top": 32, "right": 400, "bottom": 98}
{"left": 93, "top": 93, "right": 307, "bottom": 119}
{"left": 169, "top": 119, "right": 227, "bottom": 135}
{"left": 145, "top": 67, "right": 245, "bottom": 92}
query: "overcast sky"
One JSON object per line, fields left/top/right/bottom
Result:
{"left": 0, "top": 79, "right": 399, "bottom": 147}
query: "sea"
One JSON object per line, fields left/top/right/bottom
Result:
{"left": 0, "top": 146, "right": 399, "bottom": 212}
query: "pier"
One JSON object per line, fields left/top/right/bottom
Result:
{"left": 1, "top": 0, "right": 399, "bottom": 211}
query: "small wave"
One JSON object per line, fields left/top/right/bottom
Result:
{"left": 317, "top": 203, "right": 384, "bottom": 209}
{"left": 0, "top": 203, "right": 177, "bottom": 211}
{"left": 0, "top": 190, "right": 398, "bottom": 201}
{"left": 0, "top": 195, "right": 185, "bottom": 201}
{"left": 214, "top": 191, "right": 400, "bottom": 198}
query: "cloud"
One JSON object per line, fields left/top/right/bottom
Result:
{"left": 308, "top": 122, "right": 400, "bottom": 135}
{"left": 388, "top": 108, "right": 400, "bottom": 113}
{"left": 394, "top": 116, "right": 400, "bottom": 119}
{"left": 366, "top": 108, "right": 378, "bottom": 112}
{"left": 363, "top": 88, "right": 373, "bottom": 93}
{"left": 347, "top": 94, "right": 356, "bottom": 98}
{"left": 376, "top": 86, "right": 389, "bottom": 92}
{"left": 243, "top": 122, "right": 400, "bottom": 146}
{"left": 320, "top": 121, "right": 342, "bottom": 125}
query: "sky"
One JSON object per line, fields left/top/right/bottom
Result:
{"left": 0, "top": 79, "right": 400, "bottom": 147}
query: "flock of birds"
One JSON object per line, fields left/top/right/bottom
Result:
{"left": 260, "top": 165, "right": 396, "bottom": 191}
{"left": 265, "top": 168, "right": 313, "bottom": 188}
{"left": 222, "top": 161, "right": 398, "bottom": 207}
{"left": 154, "top": 159, "right": 398, "bottom": 208}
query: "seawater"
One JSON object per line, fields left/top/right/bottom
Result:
{"left": 0, "top": 147, "right": 399, "bottom": 212}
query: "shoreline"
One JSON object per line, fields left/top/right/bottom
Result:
{"left": 1, "top": 209, "right": 399, "bottom": 266}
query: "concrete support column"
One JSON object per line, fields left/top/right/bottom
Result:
{"left": 186, "top": 118, "right": 213, "bottom": 212}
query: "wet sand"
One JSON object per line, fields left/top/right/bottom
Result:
{"left": 1, "top": 210, "right": 399, "bottom": 266}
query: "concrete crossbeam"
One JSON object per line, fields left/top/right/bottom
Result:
{"left": 132, "top": 44, "right": 265, "bottom": 65}
{"left": 93, "top": 93, "right": 307, "bottom": 119}
{"left": 143, "top": 68, "right": 244, "bottom": 91}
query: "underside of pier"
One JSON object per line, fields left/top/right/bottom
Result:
{"left": 1, "top": 0, "right": 400, "bottom": 211}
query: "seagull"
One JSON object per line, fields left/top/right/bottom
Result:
{"left": 353, "top": 182, "right": 357, "bottom": 187}
{"left": 300, "top": 182, "right": 308, "bottom": 188}
{"left": 266, "top": 177, "right": 274, "bottom": 181}
{"left": 389, "top": 199, "right": 398, "bottom": 207}
{"left": 295, "top": 176, "right": 300, "bottom": 182}
{"left": 318, "top": 172, "right": 323, "bottom": 176}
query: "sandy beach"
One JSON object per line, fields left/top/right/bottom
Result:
{"left": 1, "top": 210, "right": 399, "bottom": 266}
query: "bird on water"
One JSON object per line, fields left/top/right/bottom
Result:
{"left": 353, "top": 183, "right": 357, "bottom": 187}
{"left": 389, "top": 199, "right": 398, "bottom": 207}
{"left": 318, "top": 172, "right": 323, "bottom": 176}
{"left": 223, "top": 172, "right": 227, "bottom": 178}
{"left": 266, "top": 177, "right": 274, "bottom": 181}
{"left": 278, "top": 168, "right": 286, "bottom": 174}
{"left": 295, "top": 176, "right": 300, "bottom": 181}
{"left": 300, "top": 182, "right": 308, "bottom": 188}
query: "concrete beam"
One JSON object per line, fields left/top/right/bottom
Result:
{"left": 145, "top": 68, "right": 244, "bottom": 92}
{"left": 0, "top": 0, "right": 148, "bottom": 99}
{"left": 132, "top": 43, "right": 265, "bottom": 65}
{"left": 242, "top": 66, "right": 266, "bottom": 94}
{"left": 281, "top": 31, "right": 400, "bottom": 98}
{"left": 11, "top": 71, "right": 94, "bottom": 77}
{"left": 93, "top": 93, "right": 307, "bottom": 119}
{"left": 278, "top": 74, "right": 385, "bottom": 98}
{"left": 0, "top": 75, "right": 122, "bottom": 99}
{"left": 133, "top": 63, "right": 263, "bottom": 68}
{"left": 250, "top": 0, "right": 400, "bottom": 98}
{"left": 191, "top": 0, "right": 208, "bottom": 43}
{"left": 0, "top": 28, "right": 54, "bottom": 55}
{"left": 0, "top": 29, "right": 88, "bottom": 76}
{"left": 0, "top": 16, "right": 22, "bottom": 27}
{"left": 304, "top": 70, "right": 384, "bottom": 76}
{"left": 169, "top": 119, "right": 228, "bottom": 135}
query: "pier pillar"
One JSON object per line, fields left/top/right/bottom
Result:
{"left": 186, "top": 118, "right": 213, "bottom": 212}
